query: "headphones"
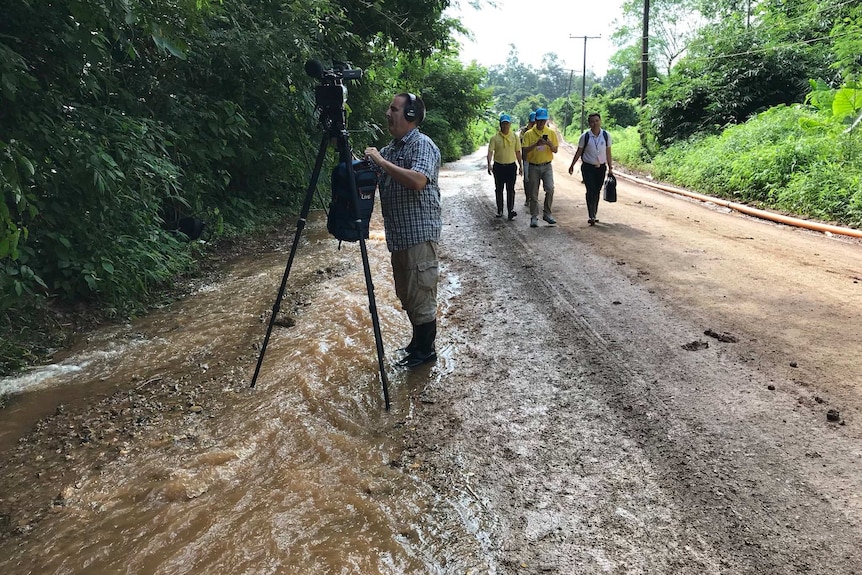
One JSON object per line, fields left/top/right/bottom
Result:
{"left": 404, "top": 92, "right": 418, "bottom": 122}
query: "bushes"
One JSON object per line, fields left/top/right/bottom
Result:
{"left": 643, "top": 104, "right": 862, "bottom": 226}
{"left": 780, "top": 163, "right": 862, "bottom": 227}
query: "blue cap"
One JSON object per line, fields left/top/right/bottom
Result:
{"left": 499, "top": 113, "right": 512, "bottom": 123}
{"left": 535, "top": 108, "right": 549, "bottom": 120}
{"left": 529, "top": 111, "right": 536, "bottom": 122}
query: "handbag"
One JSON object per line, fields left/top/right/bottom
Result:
{"left": 603, "top": 173, "right": 617, "bottom": 202}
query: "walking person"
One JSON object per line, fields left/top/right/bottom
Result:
{"left": 520, "top": 111, "right": 536, "bottom": 206}
{"left": 364, "top": 93, "right": 441, "bottom": 368}
{"left": 568, "top": 112, "right": 614, "bottom": 225}
{"left": 487, "top": 113, "right": 523, "bottom": 220}
{"left": 521, "top": 108, "right": 559, "bottom": 228}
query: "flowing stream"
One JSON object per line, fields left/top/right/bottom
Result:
{"left": 0, "top": 209, "right": 491, "bottom": 574}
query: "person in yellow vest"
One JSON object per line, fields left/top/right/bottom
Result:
{"left": 487, "top": 113, "right": 523, "bottom": 220}
{"left": 521, "top": 108, "right": 559, "bottom": 227}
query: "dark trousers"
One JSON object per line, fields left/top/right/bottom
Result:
{"left": 581, "top": 163, "right": 607, "bottom": 220}
{"left": 492, "top": 162, "right": 517, "bottom": 213}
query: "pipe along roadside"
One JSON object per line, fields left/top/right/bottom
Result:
{"left": 617, "top": 172, "right": 862, "bottom": 240}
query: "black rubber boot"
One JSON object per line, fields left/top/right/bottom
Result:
{"left": 398, "top": 320, "right": 437, "bottom": 368}
{"left": 399, "top": 324, "right": 418, "bottom": 355}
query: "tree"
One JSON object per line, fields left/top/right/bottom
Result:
{"left": 613, "top": 0, "right": 704, "bottom": 76}
{"left": 647, "top": 1, "right": 837, "bottom": 145}
{"left": 0, "top": 0, "right": 480, "bottom": 314}
{"left": 537, "top": 53, "right": 570, "bottom": 101}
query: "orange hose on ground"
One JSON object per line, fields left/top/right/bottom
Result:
{"left": 618, "top": 172, "right": 862, "bottom": 239}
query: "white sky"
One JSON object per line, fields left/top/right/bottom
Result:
{"left": 446, "top": 0, "right": 627, "bottom": 76}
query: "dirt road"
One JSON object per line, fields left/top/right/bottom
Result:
{"left": 401, "top": 147, "right": 862, "bottom": 573}
{"left": 2, "top": 145, "right": 861, "bottom": 573}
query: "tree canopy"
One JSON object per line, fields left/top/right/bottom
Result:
{"left": 0, "top": 0, "right": 490, "bottom": 327}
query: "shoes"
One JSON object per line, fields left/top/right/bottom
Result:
{"left": 397, "top": 348, "right": 437, "bottom": 368}
{"left": 398, "top": 339, "right": 417, "bottom": 355}
{"left": 495, "top": 211, "right": 503, "bottom": 218}
{"left": 397, "top": 324, "right": 417, "bottom": 354}
{"left": 508, "top": 210, "right": 517, "bottom": 220}
{"left": 524, "top": 200, "right": 530, "bottom": 207}
{"left": 588, "top": 218, "right": 595, "bottom": 226}
{"left": 543, "top": 214, "right": 557, "bottom": 225}
{"left": 396, "top": 320, "right": 437, "bottom": 368}
{"left": 530, "top": 216, "right": 538, "bottom": 228}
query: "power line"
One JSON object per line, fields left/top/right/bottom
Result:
{"left": 674, "top": 29, "right": 855, "bottom": 66}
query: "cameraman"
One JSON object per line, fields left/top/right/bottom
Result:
{"left": 364, "top": 93, "right": 441, "bottom": 368}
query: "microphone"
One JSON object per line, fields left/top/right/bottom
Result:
{"left": 304, "top": 59, "right": 325, "bottom": 79}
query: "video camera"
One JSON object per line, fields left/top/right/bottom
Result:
{"left": 305, "top": 59, "right": 363, "bottom": 112}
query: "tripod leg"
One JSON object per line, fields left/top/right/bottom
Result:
{"left": 358, "top": 238, "right": 391, "bottom": 410}
{"left": 250, "top": 135, "right": 330, "bottom": 388}
{"left": 339, "top": 136, "right": 391, "bottom": 409}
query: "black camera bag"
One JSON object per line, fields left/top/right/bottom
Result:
{"left": 327, "top": 159, "right": 378, "bottom": 242}
{"left": 603, "top": 173, "right": 617, "bottom": 202}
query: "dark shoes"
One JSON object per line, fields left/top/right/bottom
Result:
{"left": 508, "top": 210, "right": 517, "bottom": 220}
{"left": 495, "top": 211, "right": 503, "bottom": 218}
{"left": 398, "top": 348, "right": 437, "bottom": 368}
{"left": 397, "top": 320, "right": 437, "bottom": 368}
{"left": 398, "top": 336, "right": 418, "bottom": 355}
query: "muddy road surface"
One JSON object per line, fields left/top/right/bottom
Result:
{"left": 1, "top": 146, "right": 861, "bottom": 574}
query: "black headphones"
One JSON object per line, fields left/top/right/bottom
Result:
{"left": 404, "top": 93, "right": 418, "bottom": 121}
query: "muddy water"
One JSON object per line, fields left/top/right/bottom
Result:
{"left": 0, "top": 212, "right": 490, "bottom": 574}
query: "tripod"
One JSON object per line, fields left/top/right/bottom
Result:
{"left": 249, "top": 111, "right": 391, "bottom": 410}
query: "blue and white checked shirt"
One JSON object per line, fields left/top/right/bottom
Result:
{"left": 378, "top": 128, "right": 442, "bottom": 252}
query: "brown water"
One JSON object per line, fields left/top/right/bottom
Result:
{"left": 0, "top": 211, "right": 493, "bottom": 574}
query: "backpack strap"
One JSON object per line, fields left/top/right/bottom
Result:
{"left": 582, "top": 130, "right": 609, "bottom": 148}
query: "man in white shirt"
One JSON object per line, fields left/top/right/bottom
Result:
{"left": 569, "top": 113, "right": 614, "bottom": 226}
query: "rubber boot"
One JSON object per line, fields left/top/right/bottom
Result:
{"left": 399, "top": 323, "right": 417, "bottom": 355}
{"left": 398, "top": 320, "right": 437, "bottom": 368}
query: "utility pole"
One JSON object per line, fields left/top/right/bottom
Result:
{"left": 570, "top": 35, "right": 601, "bottom": 134}
{"left": 563, "top": 68, "right": 575, "bottom": 130}
{"left": 641, "top": 0, "right": 650, "bottom": 106}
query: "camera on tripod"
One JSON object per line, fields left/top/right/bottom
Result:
{"left": 305, "top": 59, "right": 363, "bottom": 113}
{"left": 252, "top": 58, "right": 390, "bottom": 408}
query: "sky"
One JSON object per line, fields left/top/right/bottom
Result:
{"left": 446, "top": 0, "right": 627, "bottom": 77}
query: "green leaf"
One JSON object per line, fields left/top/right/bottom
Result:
{"left": 833, "top": 87, "right": 862, "bottom": 121}
{"left": 151, "top": 30, "right": 188, "bottom": 61}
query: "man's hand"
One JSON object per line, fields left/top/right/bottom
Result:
{"left": 364, "top": 147, "right": 383, "bottom": 165}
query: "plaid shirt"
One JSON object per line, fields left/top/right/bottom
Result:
{"left": 378, "top": 128, "right": 442, "bottom": 252}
